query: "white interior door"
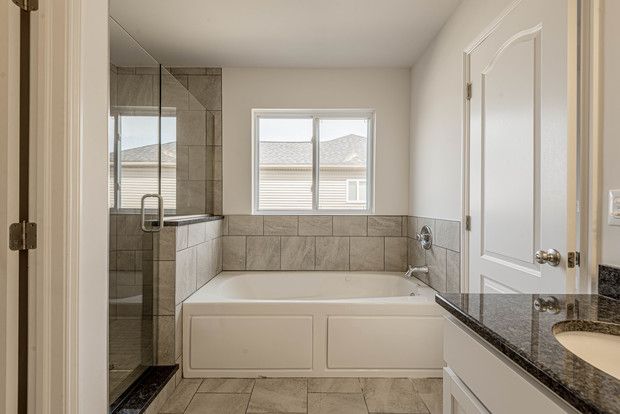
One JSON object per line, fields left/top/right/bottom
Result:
{"left": 467, "top": 0, "right": 577, "bottom": 294}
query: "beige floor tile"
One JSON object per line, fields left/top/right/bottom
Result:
{"left": 308, "top": 378, "right": 362, "bottom": 393}
{"left": 198, "top": 378, "right": 255, "bottom": 394}
{"left": 411, "top": 378, "right": 442, "bottom": 414}
{"left": 184, "top": 393, "right": 250, "bottom": 414}
{"left": 308, "top": 393, "right": 368, "bottom": 414}
{"left": 247, "top": 378, "right": 307, "bottom": 413}
{"left": 360, "top": 378, "right": 428, "bottom": 414}
{"left": 410, "top": 378, "right": 442, "bottom": 394}
{"left": 159, "top": 379, "right": 202, "bottom": 413}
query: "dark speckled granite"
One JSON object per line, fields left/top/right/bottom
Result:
{"left": 599, "top": 265, "right": 620, "bottom": 300}
{"left": 150, "top": 214, "right": 224, "bottom": 227}
{"left": 110, "top": 365, "right": 177, "bottom": 414}
{"left": 435, "top": 293, "right": 620, "bottom": 414}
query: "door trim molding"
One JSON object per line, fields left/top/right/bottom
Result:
{"left": 0, "top": 3, "right": 21, "bottom": 412}
{"left": 578, "top": 0, "right": 602, "bottom": 293}
{"left": 31, "top": 0, "right": 109, "bottom": 412}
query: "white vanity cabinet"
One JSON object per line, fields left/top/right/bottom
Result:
{"left": 442, "top": 317, "right": 580, "bottom": 414}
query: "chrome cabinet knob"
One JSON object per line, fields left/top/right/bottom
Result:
{"left": 535, "top": 249, "right": 561, "bottom": 266}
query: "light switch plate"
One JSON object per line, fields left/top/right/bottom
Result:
{"left": 608, "top": 190, "right": 620, "bottom": 226}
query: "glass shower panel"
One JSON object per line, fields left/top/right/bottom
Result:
{"left": 160, "top": 66, "right": 208, "bottom": 215}
{"left": 108, "top": 17, "right": 159, "bottom": 403}
{"left": 108, "top": 18, "right": 211, "bottom": 406}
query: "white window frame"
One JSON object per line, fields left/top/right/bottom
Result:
{"left": 252, "top": 109, "right": 375, "bottom": 215}
{"left": 345, "top": 179, "right": 367, "bottom": 203}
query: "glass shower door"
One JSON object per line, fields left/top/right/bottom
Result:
{"left": 108, "top": 17, "right": 161, "bottom": 403}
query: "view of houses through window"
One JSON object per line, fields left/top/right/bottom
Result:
{"left": 108, "top": 113, "right": 177, "bottom": 211}
{"left": 255, "top": 111, "right": 373, "bottom": 212}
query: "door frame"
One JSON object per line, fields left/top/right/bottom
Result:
{"left": 0, "top": 3, "right": 21, "bottom": 412}
{"left": 460, "top": 0, "right": 597, "bottom": 294}
{"left": 27, "top": 0, "right": 109, "bottom": 412}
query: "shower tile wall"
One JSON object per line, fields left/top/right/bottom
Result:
{"left": 407, "top": 216, "right": 461, "bottom": 293}
{"left": 152, "top": 219, "right": 224, "bottom": 381}
{"left": 110, "top": 64, "right": 223, "bottom": 215}
{"left": 168, "top": 67, "right": 223, "bottom": 215}
{"left": 108, "top": 212, "right": 154, "bottom": 398}
{"left": 221, "top": 215, "right": 409, "bottom": 272}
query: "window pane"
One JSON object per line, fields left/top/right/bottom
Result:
{"left": 258, "top": 117, "right": 313, "bottom": 210}
{"left": 119, "top": 115, "right": 160, "bottom": 209}
{"left": 359, "top": 180, "right": 367, "bottom": 202}
{"left": 318, "top": 119, "right": 368, "bottom": 210}
{"left": 347, "top": 180, "right": 357, "bottom": 202}
{"left": 160, "top": 114, "right": 176, "bottom": 211}
{"left": 108, "top": 115, "right": 116, "bottom": 208}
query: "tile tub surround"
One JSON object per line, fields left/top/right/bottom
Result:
{"left": 599, "top": 264, "right": 620, "bottom": 300}
{"left": 407, "top": 216, "right": 460, "bottom": 293}
{"left": 221, "top": 215, "right": 409, "bottom": 271}
{"left": 168, "top": 67, "right": 223, "bottom": 215}
{"left": 159, "top": 377, "right": 442, "bottom": 414}
{"left": 153, "top": 218, "right": 224, "bottom": 365}
{"left": 435, "top": 292, "right": 620, "bottom": 414}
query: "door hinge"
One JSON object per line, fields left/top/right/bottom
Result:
{"left": 567, "top": 251, "right": 580, "bottom": 268}
{"left": 466, "top": 82, "right": 472, "bottom": 100}
{"left": 11, "top": 0, "right": 38, "bottom": 11}
{"left": 9, "top": 221, "right": 37, "bottom": 251}
{"left": 465, "top": 215, "right": 471, "bottom": 231}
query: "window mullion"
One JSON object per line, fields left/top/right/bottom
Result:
{"left": 312, "top": 116, "right": 319, "bottom": 211}
{"left": 115, "top": 113, "right": 122, "bottom": 210}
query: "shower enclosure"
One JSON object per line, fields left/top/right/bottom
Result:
{"left": 108, "top": 18, "right": 212, "bottom": 405}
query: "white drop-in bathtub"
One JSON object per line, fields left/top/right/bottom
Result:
{"left": 183, "top": 271, "right": 445, "bottom": 378}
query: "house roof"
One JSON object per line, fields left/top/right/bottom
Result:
{"left": 114, "top": 134, "right": 367, "bottom": 166}
{"left": 116, "top": 141, "right": 176, "bottom": 163}
{"left": 260, "top": 134, "right": 367, "bottom": 165}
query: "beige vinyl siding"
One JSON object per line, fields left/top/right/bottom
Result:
{"left": 318, "top": 167, "right": 366, "bottom": 210}
{"left": 109, "top": 163, "right": 176, "bottom": 210}
{"left": 258, "top": 166, "right": 366, "bottom": 211}
{"left": 259, "top": 168, "right": 313, "bottom": 210}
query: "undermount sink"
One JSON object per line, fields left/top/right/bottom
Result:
{"left": 553, "top": 321, "right": 620, "bottom": 380}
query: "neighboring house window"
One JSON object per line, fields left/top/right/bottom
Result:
{"left": 253, "top": 110, "right": 374, "bottom": 213}
{"left": 346, "top": 179, "right": 367, "bottom": 203}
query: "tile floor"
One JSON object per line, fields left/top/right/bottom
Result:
{"left": 159, "top": 377, "right": 442, "bottom": 414}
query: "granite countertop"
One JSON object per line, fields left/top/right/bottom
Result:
{"left": 151, "top": 214, "right": 224, "bottom": 227}
{"left": 435, "top": 292, "right": 620, "bottom": 414}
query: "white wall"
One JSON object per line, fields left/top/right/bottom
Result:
{"left": 222, "top": 68, "right": 411, "bottom": 215}
{"left": 408, "top": 0, "right": 514, "bottom": 219}
{"left": 601, "top": 0, "right": 620, "bottom": 267}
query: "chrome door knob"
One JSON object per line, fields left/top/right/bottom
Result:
{"left": 535, "top": 249, "right": 561, "bottom": 266}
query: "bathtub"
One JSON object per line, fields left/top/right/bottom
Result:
{"left": 183, "top": 271, "right": 445, "bottom": 378}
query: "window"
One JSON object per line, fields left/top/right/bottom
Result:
{"left": 108, "top": 111, "right": 177, "bottom": 211}
{"left": 346, "top": 179, "right": 367, "bottom": 203}
{"left": 253, "top": 110, "right": 374, "bottom": 213}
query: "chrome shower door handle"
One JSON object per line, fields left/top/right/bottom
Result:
{"left": 141, "top": 193, "right": 164, "bottom": 232}
{"left": 535, "top": 248, "right": 561, "bottom": 266}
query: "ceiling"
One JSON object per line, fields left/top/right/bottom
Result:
{"left": 109, "top": 0, "right": 461, "bottom": 68}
